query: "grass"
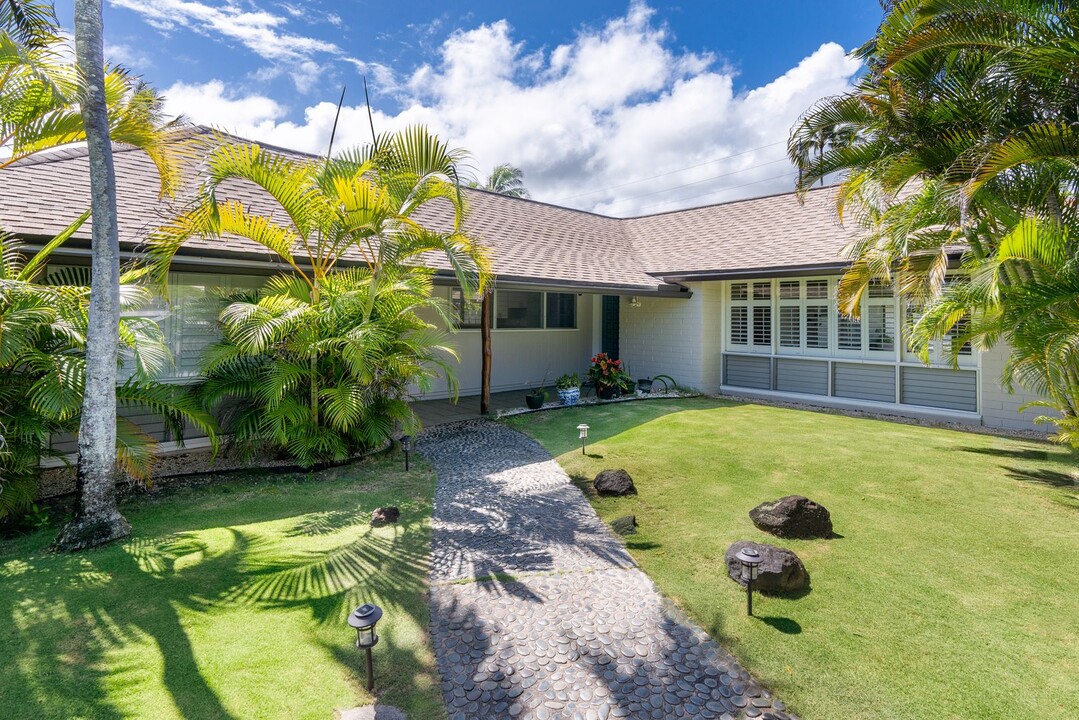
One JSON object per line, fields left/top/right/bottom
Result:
{"left": 505, "top": 397, "right": 1079, "bottom": 720}
{"left": 0, "top": 455, "right": 444, "bottom": 720}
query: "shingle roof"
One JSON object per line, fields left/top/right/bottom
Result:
{"left": 0, "top": 129, "right": 861, "bottom": 292}
{"left": 623, "top": 186, "right": 860, "bottom": 277}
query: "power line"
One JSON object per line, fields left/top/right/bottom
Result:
{"left": 625, "top": 170, "right": 799, "bottom": 215}
{"left": 553, "top": 140, "right": 786, "bottom": 202}
{"left": 603, "top": 156, "right": 791, "bottom": 205}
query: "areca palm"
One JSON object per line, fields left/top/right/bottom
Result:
{"left": 149, "top": 126, "right": 490, "bottom": 464}
{"left": 469, "top": 163, "right": 530, "bottom": 198}
{"left": 0, "top": 224, "right": 218, "bottom": 518}
{"left": 788, "top": 0, "right": 1079, "bottom": 443}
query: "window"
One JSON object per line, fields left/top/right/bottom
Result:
{"left": 730, "top": 306, "right": 748, "bottom": 345}
{"left": 451, "top": 288, "right": 487, "bottom": 329}
{"left": 729, "top": 283, "right": 749, "bottom": 346}
{"left": 59, "top": 269, "right": 265, "bottom": 381}
{"left": 729, "top": 281, "right": 772, "bottom": 351}
{"left": 837, "top": 312, "right": 861, "bottom": 350}
{"left": 545, "top": 293, "right": 577, "bottom": 328}
{"left": 779, "top": 306, "right": 800, "bottom": 347}
{"left": 778, "top": 280, "right": 801, "bottom": 349}
{"left": 866, "top": 281, "right": 895, "bottom": 353}
{"left": 753, "top": 306, "right": 772, "bottom": 346}
{"left": 806, "top": 305, "right": 829, "bottom": 348}
{"left": 496, "top": 290, "right": 543, "bottom": 329}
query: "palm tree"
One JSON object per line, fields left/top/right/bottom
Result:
{"left": 787, "top": 0, "right": 1079, "bottom": 444}
{"left": 0, "top": 1, "right": 186, "bottom": 545}
{"left": 469, "top": 163, "right": 530, "bottom": 198}
{"left": 53, "top": 0, "right": 128, "bottom": 550}
{"left": 149, "top": 126, "right": 491, "bottom": 464}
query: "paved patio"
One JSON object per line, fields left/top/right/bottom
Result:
{"left": 412, "top": 389, "right": 558, "bottom": 427}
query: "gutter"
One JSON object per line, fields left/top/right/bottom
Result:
{"left": 27, "top": 239, "right": 693, "bottom": 298}
{"left": 653, "top": 262, "right": 850, "bottom": 283}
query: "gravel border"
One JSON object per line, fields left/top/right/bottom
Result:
{"left": 496, "top": 391, "right": 699, "bottom": 419}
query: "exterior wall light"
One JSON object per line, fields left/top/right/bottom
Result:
{"left": 348, "top": 603, "right": 383, "bottom": 691}
{"left": 577, "top": 423, "right": 590, "bottom": 455}
{"left": 629, "top": 296, "right": 642, "bottom": 308}
{"left": 400, "top": 435, "right": 412, "bottom": 471}
{"left": 735, "top": 546, "right": 763, "bottom": 616}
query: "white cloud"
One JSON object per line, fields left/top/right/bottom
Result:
{"left": 159, "top": 2, "right": 861, "bottom": 216}
{"left": 111, "top": 0, "right": 369, "bottom": 90}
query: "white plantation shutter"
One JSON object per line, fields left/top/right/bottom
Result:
{"left": 729, "top": 283, "right": 749, "bottom": 347}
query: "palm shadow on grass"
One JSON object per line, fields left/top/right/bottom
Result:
{"left": 0, "top": 464, "right": 438, "bottom": 720}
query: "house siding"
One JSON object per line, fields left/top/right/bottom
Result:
{"left": 978, "top": 341, "right": 1054, "bottom": 431}
{"left": 901, "top": 366, "right": 977, "bottom": 413}
{"left": 618, "top": 282, "right": 723, "bottom": 393}
{"left": 832, "top": 362, "right": 897, "bottom": 403}
{"left": 775, "top": 358, "right": 829, "bottom": 396}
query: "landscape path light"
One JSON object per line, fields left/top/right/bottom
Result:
{"left": 348, "top": 603, "right": 383, "bottom": 691}
{"left": 735, "top": 546, "right": 763, "bottom": 616}
{"left": 400, "top": 435, "right": 412, "bottom": 471}
{"left": 577, "top": 423, "right": 590, "bottom": 455}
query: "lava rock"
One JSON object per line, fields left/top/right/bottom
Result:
{"left": 724, "top": 540, "right": 809, "bottom": 595}
{"left": 370, "top": 506, "right": 401, "bottom": 527}
{"left": 749, "top": 495, "right": 833, "bottom": 539}
{"left": 593, "top": 469, "right": 637, "bottom": 496}
{"left": 610, "top": 515, "right": 638, "bottom": 535}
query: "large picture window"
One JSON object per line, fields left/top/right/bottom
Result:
{"left": 496, "top": 290, "right": 543, "bottom": 328}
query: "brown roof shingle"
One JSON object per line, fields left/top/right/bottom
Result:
{"left": 0, "top": 130, "right": 861, "bottom": 292}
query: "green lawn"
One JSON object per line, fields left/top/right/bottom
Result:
{"left": 0, "top": 456, "right": 444, "bottom": 720}
{"left": 505, "top": 397, "right": 1079, "bottom": 720}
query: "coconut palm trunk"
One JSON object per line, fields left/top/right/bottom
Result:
{"left": 54, "top": 0, "right": 129, "bottom": 550}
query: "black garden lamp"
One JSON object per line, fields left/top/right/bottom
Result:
{"left": 577, "top": 423, "right": 590, "bottom": 455}
{"left": 735, "top": 546, "right": 763, "bottom": 616}
{"left": 400, "top": 435, "right": 412, "bottom": 471}
{"left": 348, "top": 603, "right": 383, "bottom": 691}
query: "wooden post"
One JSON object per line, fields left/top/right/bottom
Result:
{"left": 480, "top": 290, "right": 492, "bottom": 414}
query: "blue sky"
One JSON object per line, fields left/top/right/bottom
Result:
{"left": 54, "top": 1, "right": 883, "bottom": 215}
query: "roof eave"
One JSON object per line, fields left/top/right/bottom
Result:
{"left": 653, "top": 261, "right": 850, "bottom": 282}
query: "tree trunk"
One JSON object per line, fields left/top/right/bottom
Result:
{"left": 480, "top": 290, "right": 491, "bottom": 415}
{"left": 54, "top": 0, "right": 129, "bottom": 551}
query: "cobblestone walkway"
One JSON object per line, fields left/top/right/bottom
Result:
{"left": 420, "top": 421, "right": 797, "bottom": 720}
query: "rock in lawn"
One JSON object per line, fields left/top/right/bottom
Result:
{"left": 593, "top": 469, "right": 637, "bottom": 496}
{"left": 610, "top": 515, "right": 638, "bottom": 535}
{"left": 724, "top": 540, "right": 809, "bottom": 595}
{"left": 370, "top": 506, "right": 400, "bottom": 527}
{"left": 749, "top": 495, "right": 833, "bottom": 539}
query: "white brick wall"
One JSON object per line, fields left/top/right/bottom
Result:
{"left": 619, "top": 282, "right": 723, "bottom": 392}
{"left": 979, "top": 341, "right": 1054, "bottom": 432}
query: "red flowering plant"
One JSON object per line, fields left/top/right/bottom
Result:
{"left": 588, "top": 353, "right": 634, "bottom": 395}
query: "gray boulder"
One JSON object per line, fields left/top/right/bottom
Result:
{"left": 749, "top": 495, "right": 833, "bottom": 539}
{"left": 370, "top": 506, "right": 400, "bottom": 527}
{"left": 724, "top": 540, "right": 809, "bottom": 595}
{"left": 610, "top": 515, "right": 638, "bottom": 535}
{"left": 593, "top": 469, "right": 637, "bottom": 496}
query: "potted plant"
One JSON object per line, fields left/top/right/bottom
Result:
{"left": 588, "top": 353, "right": 632, "bottom": 400}
{"left": 525, "top": 374, "right": 549, "bottom": 409}
{"left": 556, "top": 373, "right": 581, "bottom": 406}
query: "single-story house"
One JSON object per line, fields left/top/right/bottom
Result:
{"left": 0, "top": 130, "right": 1048, "bottom": 455}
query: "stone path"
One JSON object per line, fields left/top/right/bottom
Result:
{"left": 420, "top": 421, "right": 796, "bottom": 720}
